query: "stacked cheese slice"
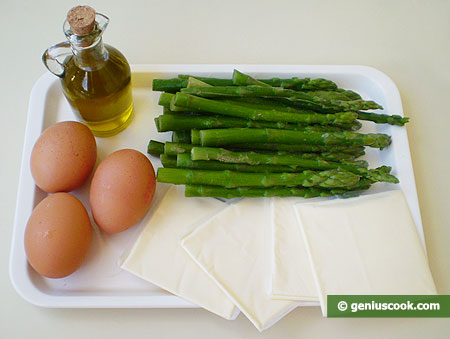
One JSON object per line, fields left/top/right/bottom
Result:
{"left": 122, "top": 188, "right": 436, "bottom": 331}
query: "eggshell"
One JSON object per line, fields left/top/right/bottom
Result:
{"left": 90, "top": 149, "right": 156, "bottom": 234}
{"left": 30, "top": 121, "right": 97, "bottom": 193}
{"left": 24, "top": 193, "right": 92, "bottom": 278}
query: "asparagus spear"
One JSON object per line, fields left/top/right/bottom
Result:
{"left": 153, "top": 74, "right": 349, "bottom": 94}
{"left": 159, "top": 93, "right": 189, "bottom": 112}
{"left": 232, "top": 69, "right": 271, "bottom": 87}
{"left": 279, "top": 77, "right": 338, "bottom": 91}
{"left": 180, "top": 74, "right": 339, "bottom": 90}
{"left": 229, "top": 143, "right": 365, "bottom": 156}
{"left": 197, "top": 128, "right": 391, "bottom": 149}
{"left": 160, "top": 93, "right": 321, "bottom": 118}
{"left": 191, "top": 130, "right": 201, "bottom": 144}
{"left": 303, "top": 152, "right": 360, "bottom": 162}
{"left": 185, "top": 185, "right": 336, "bottom": 198}
{"left": 160, "top": 93, "right": 362, "bottom": 130}
{"left": 153, "top": 78, "right": 189, "bottom": 93}
{"left": 180, "top": 86, "right": 382, "bottom": 111}
{"left": 190, "top": 146, "right": 397, "bottom": 183}
{"left": 335, "top": 89, "right": 362, "bottom": 100}
{"left": 306, "top": 90, "right": 360, "bottom": 101}
{"left": 357, "top": 111, "right": 409, "bottom": 126}
{"left": 152, "top": 75, "right": 239, "bottom": 92}
{"left": 163, "top": 140, "right": 363, "bottom": 163}
{"left": 160, "top": 154, "right": 177, "bottom": 168}
{"left": 172, "top": 130, "right": 191, "bottom": 143}
{"left": 190, "top": 147, "right": 365, "bottom": 166}
{"left": 184, "top": 184, "right": 372, "bottom": 198}
{"left": 223, "top": 96, "right": 326, "bottom": 114}
{"left": 172, "top": 93, "right": 358, "bottom": 126}
{"left": 164, "top": 142, "right": 193, "bottom": 156}
{"left": 163, "top": 141, "right": 362, "bottom": 161}
{"left": 176, "top": 153, "right": 307, "bottom": 173}
{"left": 153, "top": 75, "right": 341, "bottom": 93}
{"left": 186, "top": 77, "right": 212, "bottom": 88}
{"left": 161, "top": 92, "right": 315, "bottom": 116}
{"left": 221, "top": 98, "right": 362, "bottom": 130}
{"left": 147, "top": 140, "right": 165, "bottom": 156}
{"left": 232, "top": 69, "right": 342, "bottom": 92}
{"left": 157, "top": 167, "right": 361, "bottom": 188}
{"left": 155, "top": 114, "right": 356, "bottom": 133}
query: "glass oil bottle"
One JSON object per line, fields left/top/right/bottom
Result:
{"left": 43, "top": 6, "right": 133, "bottom": 137}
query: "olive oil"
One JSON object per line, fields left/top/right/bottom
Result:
{"left": 61, "top": 45, "right": 133, "bottom": 137}
{"left": 43, "top": 6, "right": 133, "bottom": 137}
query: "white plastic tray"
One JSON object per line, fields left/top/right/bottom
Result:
{"left": 10, "top": 64, "right": 424, "bottom": 308}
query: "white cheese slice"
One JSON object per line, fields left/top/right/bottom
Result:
{"left": 181, "top": 198, "right": 297, "bottom": 332}
{"left": 121, "top": 185, "right": 237, "bottom": 320}
{"left": 270, "top": 197, "right": 319, "bottom": 302}
{"left": 294, "top": 190, "right": 437, "bottom": 317}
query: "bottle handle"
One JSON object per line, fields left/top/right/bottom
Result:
{"left": 42, "top": 41, "right": 73, "bottom": 78}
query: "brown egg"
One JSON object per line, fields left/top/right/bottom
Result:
{"left": 24, "top": 193, "right": 92, "bottom": 278}
{"left": 90, "top": 149, "right": 156, "bottom": 234}
{"left": 30, "top": 121, "right": 97, "bottom": 193}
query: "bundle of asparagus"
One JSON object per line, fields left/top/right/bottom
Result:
{"left": 148, "top": 70, "right": 408, "bottom": 198}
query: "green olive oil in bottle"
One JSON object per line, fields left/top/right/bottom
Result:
{"left": 43, "top": 6, "right": 133, "bottom": 137}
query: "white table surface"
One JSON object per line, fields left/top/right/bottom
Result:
{"left": 1, "top": 0, "right": 449, "bottom": 337}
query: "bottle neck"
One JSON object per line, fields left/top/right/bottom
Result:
{"left": 71, "top": 37, "right": 109, "bottom": 71}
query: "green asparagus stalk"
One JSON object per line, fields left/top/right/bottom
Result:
{"left": 232, "top": 69, "right": 271, "bottom": 87}
{"left": 229, "top": 143, "right": 365, "bottom": 156}
{"left": 190, "top": 147, "right": 366, "bottom": 167}
{"left": 163, "top": 107, "right": 178, "bottom": 115}
{"left": 191, "top": 147, "right": 397, "bottom": 183}
{"left": 305, "top": 90, "right": 361, "bottom": 101}
{"left": 187, "top": 77, "right": 212, "bottom": 88}
{"left": 232, "top": 69, "right": 340, "bottom": 91}
{"left": 155, "top": 114, "right": 357, "bottom": 133}
{"left": 147, "top": 140, "right": 165, "bottom": 156}
{"left": 223, "top": 97, "right": 324, "bottom": 114}
{"left": 153, "top": 78, "right": 189, "bottom": 93}
{"left": 161, "top": 94, "right": 360, "bottom": 131}
{"left": 164, "top": 142, "right": 193, "bottom": 156}
{"left": 357, "top": 111, "right": 409, "bottom": 126}
{"left": 154, "top": 74, "right": 342, "bottom": 93}
{"left": 176, "top": 153, "right": 307, "bottom": 173}
{"left": 185, "top": 185, "right": 336, "bottom": 198}
{"left": 180, "top": 86, "right": 382, "bottom": 111}
{"left": 172, "top": 130, "right": 191, "bottom": 143}
{"left": 184, "top": 184, "right": 372, "bottom": 198}
{"left": 159, "top": 93, "right": 190, "bottom": 112}
{"left": 160, "top": 93, "right": 314, "bottom": 116}
{"left": 197, "top": 128, "right": 391, "bottom": 149}
{"left": 157, "top": 167, "right": 361, "bottom": 188}
{"left": 279, "top": 77, "right": 338, "bottom": 91}
{"left": 152, "top": 75, "right": 237, "bottom": 92}
{"left": 179, "top": 74, "right": 339, "bottom": 90}
{"left": 160, "top": 154, "right": 177, "bottom": 168}
{"left": 163, "top": 141, "right": 362, "bottom": 160}
{"left": 190, "top": 147, "right": 400, "bottom": 184}
{"left": 161, "top": 93, "right": 370, "bottom": 129}
{"left": 161, "top": 92, "right": 316, "bottom": 117}
{"left": 335, "top": 89, "right": 362, "bottom": 100}
{"left": 221, "top": 98, "right": 362, "bottom": 130}
{"left": 172, "top": 93, "right": 358, "bottom": 126}
{"left": 191, "top": 130, "right": 201, "bottom": 144}
{"left": 304, "top": 152, "right": 360, "bottom": 162}
{"left": 162, "top": 107, "right": 198, "bottom": 115}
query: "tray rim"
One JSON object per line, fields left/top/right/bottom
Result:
{"left": 10, "top": 64, "right": 423, "bottom": 308}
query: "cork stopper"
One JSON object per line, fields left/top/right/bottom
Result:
{"left": 67, "top": 6, "right": 96, "bottom": 35}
